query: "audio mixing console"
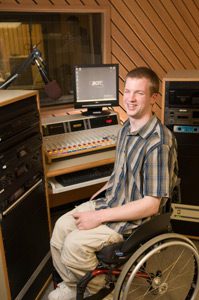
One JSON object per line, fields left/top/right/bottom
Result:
{"left": 43, "top": 124, "right": 121, "bottom": 163}
{"left": 42, "top": 112, "right": 121, "bottom": 163}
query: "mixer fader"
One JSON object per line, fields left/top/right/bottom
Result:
{"left": 42, "top": 112, "right": 121, "bottom": 163}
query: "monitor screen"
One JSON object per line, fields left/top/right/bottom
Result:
{"left": 73, "top": 64, "right": 119, "bottom": 115}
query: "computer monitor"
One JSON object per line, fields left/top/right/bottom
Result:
{"left": 73, "top": 64, "right": 119, "bottom": 115}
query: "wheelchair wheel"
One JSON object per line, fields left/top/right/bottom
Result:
{"left": 114, "top": 233, "right": 199, "bottom": 300}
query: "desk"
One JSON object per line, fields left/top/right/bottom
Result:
{"left": 46, "top": 149, "right": 116, "bottom": 178}
{"left": 41, "top": 107, "right": 118, "bottom": 208}
{"left": 46, "top": 150, "right": 116, "bottom": 207}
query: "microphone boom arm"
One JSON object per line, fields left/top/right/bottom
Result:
{"left": 0, "top": 46, "right": 51, "bottom": 89}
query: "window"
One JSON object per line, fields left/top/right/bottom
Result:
{"left": 0, "top": 12, "right": 102, "bottom": 104}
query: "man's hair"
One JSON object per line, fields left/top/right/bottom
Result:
{"left": 125, "top": 67, "right": 159, "bottom": 95}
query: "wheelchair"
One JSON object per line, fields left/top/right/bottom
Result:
{"left": 74, "top": 211, "right": 199, "bottom": 300}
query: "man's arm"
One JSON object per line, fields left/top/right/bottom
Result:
{"left": 90, "top": 181, "right": 108, "bottom": 200}
{"left": 73, "top": 196, "right": 160, "bottom": 230}
{"left": 98, "top": 196, "right": 160, "bottom": 223}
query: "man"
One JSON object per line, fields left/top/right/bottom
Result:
{"left": 48, "top": 67, "right": 178, "bottom": 300}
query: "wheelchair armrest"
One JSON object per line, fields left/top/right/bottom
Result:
{"left": 121, "top": 212, "right": 172, "bottom": 254}
{"left": 96, "top": 212, "right": 172, "bottom": 265}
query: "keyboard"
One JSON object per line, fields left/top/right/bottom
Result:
{"left": 55, "top": 163, "right": 114, "bottom": 187}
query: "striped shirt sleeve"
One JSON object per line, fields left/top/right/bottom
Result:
{"left": 143, "top": 144, "right": 170, "bottom": 198}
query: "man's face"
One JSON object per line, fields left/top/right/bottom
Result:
{"left": 123, "top": 77, "right": 156, "bottom": 119}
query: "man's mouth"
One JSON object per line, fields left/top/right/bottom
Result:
{"left": 128, "top": 104, "right": 137, "bottom": 109}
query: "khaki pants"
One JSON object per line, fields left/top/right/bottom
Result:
{"left": 50, "top": 200, "right": 123, "bottom": 298}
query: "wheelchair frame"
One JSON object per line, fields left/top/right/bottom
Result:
{"left": 76, "top": 212, "right": 199, "bottom": 300}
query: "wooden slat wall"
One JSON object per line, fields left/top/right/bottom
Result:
{"left": 1, "top": 0, "right": 199, "bottom": 121}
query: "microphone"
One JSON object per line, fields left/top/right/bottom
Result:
{"left": 34, "top": 56, "right": 62, "bottom": 100}
{"left": 44, "top": 80, "right": 62, "bottom": 100}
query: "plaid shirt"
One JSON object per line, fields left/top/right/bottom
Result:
{"left": 94, "top": 114, "right": 178, "bottom": 233}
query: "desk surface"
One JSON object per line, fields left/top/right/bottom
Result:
{"left": 45, "top": 149, "right": 116, "bottom": 178}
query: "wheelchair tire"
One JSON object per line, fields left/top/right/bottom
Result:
{"left": 113, "top": 233, "right": 199, "bottom": 300}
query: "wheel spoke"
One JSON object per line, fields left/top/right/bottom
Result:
{"left": 114, "top": 238, "right": 199, "bottom": 300}
{"left": 162, "top": 248, "right": 185, "bottom": 282}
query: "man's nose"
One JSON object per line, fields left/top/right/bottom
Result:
{"left": 129, "top": 92, "right": 136, "bottom": 101}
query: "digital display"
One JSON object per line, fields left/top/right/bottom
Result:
{"left": 73, "top": 64, "right": 119, "bottom": 115}
{"left": 75, "top": 66, "right": 117, "bottom": 102}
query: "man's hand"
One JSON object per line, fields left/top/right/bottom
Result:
{"left": 73, "top": 210, "right": 102, "bottom": 230}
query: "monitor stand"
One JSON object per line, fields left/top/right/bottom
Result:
{"left": 82, "top": 107, "right": 110, "bottom": 116}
